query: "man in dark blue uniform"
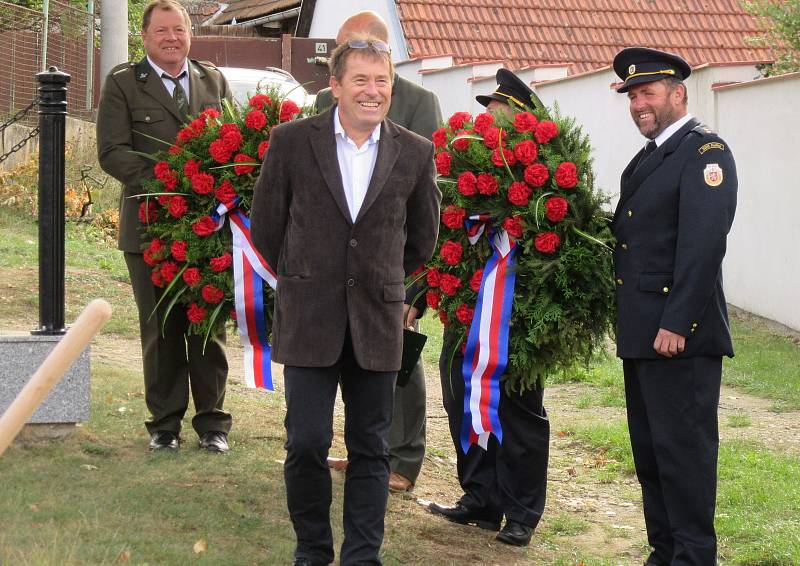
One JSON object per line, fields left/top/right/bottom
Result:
{"left": 612, "top": 47, "right": 738, "bottom": 566}
{"left": 426, "top": 69, "right": 550, "bottom": 548}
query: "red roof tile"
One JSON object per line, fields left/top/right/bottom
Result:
{"left": 215, "top": 0, "right": 299, "bottom": 26}
{"left": 396, "top": 0, "right": 774, "bottom": 73}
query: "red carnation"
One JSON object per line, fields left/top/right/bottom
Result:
{"left": 513, "top": 140, "right": 539, "bottom": 166}
{"left": 439, "top": 309, "right": 450, "bottom": 326}
{"left": 426, "top": 267, "right": 441, "bottom": 288}
{"left": 534, "top": 120, "right": 558, "bottom": 144}
{"left": 491, "top": 147, "right": 516, "bottom": 167}
{"left": 448, "top": 111, "right": 471, "bottom": 131}
{"left": 220, "top": 124, "right": 243, "bottom": 152}
{"left": 432, "top": 127, "right": 448, "bottom": 149}
{"left": 233, "top": 153, "right": 256, "bottom": 175}
{"left": 159, "top": 170, "right": 178, "bottom": 191}
{"left": 473, "top": 112, "right": 494, "bottom": 135}
{"left": 209, "top": 139, "right": 233, "bottom": 163}
{"left": 503, "top": 215, "right": 525, "bottom": 239}
{"left": 453, "top": 130, "right": 473, "bottom": 151}
{"left": 167, "top": 195, "right": 189, "bottom": 219}
{"left": 476, "top": 173, "right": 499, "bottom": 195}
{"left": 182, "top": 267, "right": 202, "bottom": 287}
{"left": 169, "top": 145, "right": 182, "bottom": 155}
{"left": 435, "top": 151, "right": 452, "bottom": 176}
{"left": 150, "top": 269, "right": 165, "bottom": 287}
{"left": 177, "top": 127, "right": 197, "bottom": 144}
{"left": 457, "top": 171, "right": 478, "bottom": 196}
{"left": 482, "top": 127, "right": 506, "bottom": 150}
{"left": 215, "top": 179, "right": 238, "bottom": 207}
{"left": 507, "top": 181, "right": 533, "bottom": 206}
{"left": 183, "top": 159, "right": 201, "bottom": 179}
{"left": 138, "top": 200, "right": 158, "bottom": 224}
{"left": 456, "top": 303, "right": 474, "bottom": 325}
{"left": 249, "top": 93, "right": 273, "bottom": 110}
{"left": 143, "top": 249, "right": 160, "bottom": 267}
{"left": 469, "top": 269, "right": 484, "bottom": 292}
{"left": 257, "top": 140, "right": 270, "bottom": 159}
{"left": 439, "top": 240, "right": 463, "bottom": 265}
{"left": 187, "top": 303, "right": 207, "bottom": 324}
{"left": 148, "top": 238, "right": 163, "bottom": 254}
{"left": 524, "top": 163, "right": 550, "bottom": 187}
{"left": 513, "top": 111, "right": 538, "bottom": 133}
{"left": 426, "top": 290, "right": 441, "bottom": 310}
{"left": 535, "top": 231, "right": 561, "bottom": 254}
{"left": 192, "top": 216, "right": 217, "bottom": 237}
{"left": 441, "top": 205, "right": 466, "bottom": 229}
{"left": 154, "top": 161, "right": 171, "bottom": 180}
{"left": 171, "top": 240, "right": 187, "bottom": 262}
{"left": 210, "top": 252, "right": 233, "bottom": 272}
{"left": 439, "top": 273, "right": 462, "bottom": 296}
{"left": 157, "top": 194, "right": 171, "bottom": 207}
{"left": 555, "top": 162, "right": 578, "bottom": 189}
{"left": 160, "top": 261, "right": 179, "bottom": 283}
{"left": 191, "top": 172, "right": 215, "bottom": 195}
{"left": 200, "top": 108, "right": 220, "bottom": 119}
{"left": 280, "top": 100, "right": 300, "bottom": 122}
{"left": 245, "top": 109, "right": 267, "bottom": 130}
{"left": 545, "top": 196, "right": 569, "bottom": 222}
{"left": 202, "top": 284, "right": 225, "bottom": 304}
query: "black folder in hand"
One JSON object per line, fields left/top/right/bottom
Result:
{"left": 397, "top": 329, "right": 427, "bottom": 388}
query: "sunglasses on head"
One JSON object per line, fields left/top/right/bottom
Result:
{"left": 346, "top": 39, "right": 391, "bottom": 54}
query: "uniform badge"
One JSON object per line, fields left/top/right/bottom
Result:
{"left": 628, "top": 64, "right": 636, "bottom": 76}
{"left": 139, "top": 72, "right": 148, "bottom": 79}
{"left": 699, "top": 142, "right": 724, "bottom": 155}
{"left": 703, "top": 163, "right": 723, "bottom": 187}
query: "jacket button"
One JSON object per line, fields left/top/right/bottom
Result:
{"left": 662, "top": 286, "right": 670, "bottom": 294}
{"left": 349, "top": 238, "right": 357, "bottom": 248}
{"left": 627, "top": 210, "right": 633, "bottom": 217}
{"left": 616, "top": 278, "right": 624, "bottom": 286}
{"left": 620, "top": 243, "right": 628, "bottom": 250}
{"left": 692, "top": 322, "right": 698, "bottom": 328}
{"left": 346, "top": 278, "right": 355, "bottom": 287}
{"left": 145, "top": 116, "right": 151, "bottom": 122}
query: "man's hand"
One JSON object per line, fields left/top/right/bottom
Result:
{"left": 403, "top": 304, "right": 420, "bottom": 329}
{"left": 653, "top": 328, "right": 686, "bottom": 358}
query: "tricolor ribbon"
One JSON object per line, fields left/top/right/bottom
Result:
{"left": 212, "top": 201, "right": 277, "bottom": 390}
{"left": 460, "top": 215, "right": 518, "bottom": 452}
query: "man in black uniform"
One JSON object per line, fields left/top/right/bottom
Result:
{"left": 426, "top": 69, "right": 549, "bottom": 548}
{"left": 612, "top": 47, "right": 737, "bottom": 566}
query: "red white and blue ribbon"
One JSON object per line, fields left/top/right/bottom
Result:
{"left": 460, "top": 216, "right": 518, "bottom": 452}
{"left": 212, "top": 201, "right": 277, "bottom": 390}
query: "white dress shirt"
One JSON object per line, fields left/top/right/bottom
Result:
{"left": 652, "top": 113, "right": 693, "bottom": 147}
{"left": 147, "top": 56, "right": 190, "bottom": 101}
{"left": 333, "top": 107, "right": 381, "bottom": 222}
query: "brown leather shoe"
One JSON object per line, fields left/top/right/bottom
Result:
{"left": 388, "top": 472, "right": 413, "bottom": 493}
{"left": 327, "top": 457, "right": 348, "bottom": 472}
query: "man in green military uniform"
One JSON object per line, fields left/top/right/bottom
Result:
{"left": 316, "top": 11, "right": 442, "bottom": 494}
{"left": 612, "top": 47, "right": 737, "bottom": 565}
{"left": 97, "top": 0, "right": 233, "bottom": 453}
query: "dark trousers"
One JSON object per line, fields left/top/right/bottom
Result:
{"left": 439, "top": 345, "right": 549, "bottom": 528}
{"left": 387, "top": 319, "right": 426, "bottom": 484}
{"left": 624, "top": 356, "right": 722, "bottom": 566}
{"left": 284, "top": 331, "right": 396, "bottom": 566}
{"left": 125, "top": 252, "right": 231, "bottom": 435}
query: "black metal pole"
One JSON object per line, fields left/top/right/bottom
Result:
{"left": 33, "top": 66, "right": 70, "bottom": 335}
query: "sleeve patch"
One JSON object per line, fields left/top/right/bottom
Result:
{"left": 699, "top": 141, "right": 725, "bottom": 154}
{"left": 703, "top": 163, "right": 724, "bottom": 187}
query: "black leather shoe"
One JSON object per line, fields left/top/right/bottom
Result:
{"left": 149, "top": 431, "right": 179, "bottom": 451}
{"left": 291, "top": 559, "right": 313, "bottom": 566}
{"left": 496, "top": 520, "right": 533, "bottom": 546}
{"left": 198, "top": 431, "right": 229, "bottom": 453}
{"left": 428, "top": 501, "right": 501, "bottom": 531}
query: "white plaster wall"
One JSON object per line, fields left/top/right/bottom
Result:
{"left": 308, "top": 0, "right": 408, "bottom": 61}
{"left": 716, "top": 75, "right": 800, "bottom": 330}
{"left": 688, "top": 64, "right": 762, "bottom": 130}
{"left": 395, "top": 60, "right": 422, "bottom": 85}
{"left": 423, "top": 65, "right": 505, "bottom": 121}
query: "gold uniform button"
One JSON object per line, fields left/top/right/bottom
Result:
{"left": 620, "top": 243, "right": 628, "bottom": 250}
{"left": 662, "top": 286, "right": 670, "bottom": 294}
{"left": 627, "top": 210, "right": 633, "bottom": 217}
{"left": 145, "top": 116, "right": 151, "bottom": 122}
{"left": 692, "top": 322, "right": 698, "bottom": 328}
{"left": 616, "top": 278, "right": 624, "bottom": 286}
{"left": 690, "top": 328, "right": 696, "bottom": 333}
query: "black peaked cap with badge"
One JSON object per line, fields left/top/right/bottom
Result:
{"left": 613, "top": 47, "right": 692, "bottom": 93}
{"left": 476, "top": 68, "right": 544, "bottom": 110}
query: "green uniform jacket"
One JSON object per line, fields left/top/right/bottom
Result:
{"left": 316, "top": 75, "right": 442, "bottom": 141}
{"left": 97, "top": 58, "right": 232, "bottom": 252}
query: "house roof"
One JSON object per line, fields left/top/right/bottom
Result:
{"left": 396, "top": 0, "right": 774, "bottom": 74}
{"left": 214, "top": 0, "right": 299, "bottom": 26}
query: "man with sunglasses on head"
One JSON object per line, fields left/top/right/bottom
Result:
{"left": 251, "top": 36, "right": 440, "bottom": 566}
{"left": 316, "top": 11, "right": 443, "bottom": 495}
